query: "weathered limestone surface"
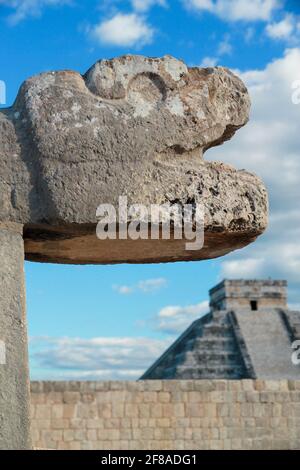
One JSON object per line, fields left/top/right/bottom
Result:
{"left": 0, "top": 55, "right": 268, "bottom": 264}
{"left": 0, "top": 223, "right": 31, "bottom": 449}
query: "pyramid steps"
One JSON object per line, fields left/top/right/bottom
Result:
{"left": 141, "top": 310, "right": 248, "bottom": 379}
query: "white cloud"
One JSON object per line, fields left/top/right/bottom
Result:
{"left": 156, "top": 300, "right": 209, "bottom": 334}
{"left": 218, "top": 34, "right": 233, "bottom": 55}
{"left": 205, "top": 48, "right": 300, "bottom": 302}
{"left": 266, "top": 13, "right": 299, "bottom": 41}
{"left": 114, "top": 277, "right": 167, "bottom": 294}
{"left": 200, "top": 56, "right": 219, "bottom": 67}
{"left": 91, "top": 12, "right": 154, "bottom": 47}
{"left": 0, "top": 0, "right": 70, "bottom": 24}
{"left": 245, "top": 26, "right": 255, "bottom": 43}
{"left": 131, "top": 0, "right": 167, "bottom": 12}
{"left": 221, "top": 258, "right": 265, "bottom": 278}
{"left": 30, "top": 336, "right": 171, "bottom": 380}
{"left": 30, "top": 296, "right": 209, "bottom": 379}
{"left": 114, "top": 285, "right": 134, "bottom": 295}
{"left": 199, "top": 35, "right": 232, "bottom": 69}
{"left": 184, "top": 0, "right": 281, "bottom": 22}
{"left": 138, "top": 278, "right": 167, "bottom": 292}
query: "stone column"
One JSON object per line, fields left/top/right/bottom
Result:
{"left": 0, "top": 223, "right": 31, "bottom": 449}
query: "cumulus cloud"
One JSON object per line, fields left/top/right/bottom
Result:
{"left": 266, "top": 13, "right": 300, "bottom": 41}
{"left": 0, "top": 0, "right": 71, "bottom": 24}
{"left": 217, "top": 34, "right": 233, "bottom": 55}
{"left": 30, "top": 293, "right": 210, "bottom": 379}
{"left": 138, "top": 278, "right": 168, "bottom": 292}
{"left": 221, "top": 258, "right": 266, "bottom": 278}
{"left": 205, "top": 48, "right": 300, "bottom": 303}
{"left": 90, "top": 12, "right": 154, "bottom": 47}
{"left": 113, "top": 277, "right": 167, "bottom": 294}
{"left": 199, "top": 35, "right": 232, "bottom": 69}
{"left": 156, "top": 301, "right": 209, "bottom": 334}
{"left": 200, "top": 56, "right": 219, "bottom": 67}
{"left": 183, "top": 0, "right": 281, "bottom": 22}
{"left": 131, "top": 0, "right": 167, "bottom": 12}
{"left": 244, "top": 27, "right": 255, "bottom": 43}
{"left": 30, "top": 336, "right": 171, "bottom": 380}
{"left": 113, "top": 285, "right": 134, "bottom": 295}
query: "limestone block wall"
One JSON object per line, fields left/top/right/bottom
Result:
{"left": 30, "top": 380, "right": 300, "bottom": 450}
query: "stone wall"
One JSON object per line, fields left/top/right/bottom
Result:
{"left": 30, "top": 380, "right": 300, "bottom": 450}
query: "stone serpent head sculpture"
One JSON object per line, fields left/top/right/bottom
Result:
{"left": 0, "top": 55, "right": 268, "bottom": 264}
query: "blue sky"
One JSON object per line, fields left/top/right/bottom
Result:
{"left": 0, "top": 0, "right": 300, "bottom": 380}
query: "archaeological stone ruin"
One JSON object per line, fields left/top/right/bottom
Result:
{"left": 30, "top": 379, "right": 300, "bottom": 450}
{"left": 0, "top": 55, "right": 269, "bottom": 449}
{"left": 141, "top": 280, "right": 300, "bottom": 381}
